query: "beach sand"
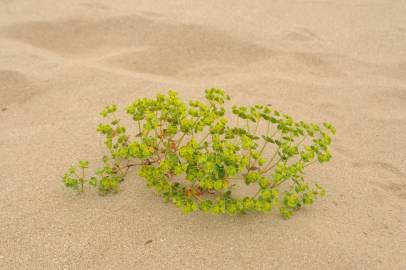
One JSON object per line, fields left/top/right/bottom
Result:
{"left": 0, "top": 1, "right": 405, "bottom": 269}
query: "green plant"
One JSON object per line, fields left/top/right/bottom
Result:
{"left": 63, "top": 89, "right": 335, "bottom": 218}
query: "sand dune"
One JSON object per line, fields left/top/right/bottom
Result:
{"left": 4, "top": 14, "right": 273, "bottom": 80}
{"left": 0, "top": 1, "right": 405, "bottom": 269}
{"left": 0, "top": 69, "right": 38, "bottom": 107}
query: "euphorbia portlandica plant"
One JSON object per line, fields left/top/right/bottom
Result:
{"left": 63, "top": 89, "right": 335, "bottom": 218}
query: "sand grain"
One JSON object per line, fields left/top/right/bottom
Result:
{"left": 0, "top": 1, "right": 405, "bottom": 269}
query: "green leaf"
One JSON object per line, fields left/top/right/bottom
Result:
{"left": 214, "top": 180, "right": 224, "bottom": 191}
{"left": 79, "top": 160, "right": 89, "bottom": 169}
{"left": 89, "top": 177, "right": 97, "bottom": 187}
{"left": 280, "top": 207, "right": 293, "bottom": 219}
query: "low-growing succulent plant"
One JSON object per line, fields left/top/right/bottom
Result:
{"left": 63, "top": 89, "right": 335, "bottom": 218}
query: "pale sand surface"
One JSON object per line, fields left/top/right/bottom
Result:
{"left": 1, "top": 0, "right": 406, "bottom": 269}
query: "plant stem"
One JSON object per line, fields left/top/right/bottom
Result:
{"left": 296, "top": 135, "right": 307, "bottom": 147}
{"left": 260, "top": 149, "right": 280, "bottom": 174}
{"left": 254, "top": 188, "right": 261, "bottom": 198}
{"left": 137, "top": 120, "right": 141, "bottom": 134}
{"left": 304, "top": 160, "right": 317, "bottom": 168}
{"left": 270, "top": 178, "right": 287, "bottom": 189}
{"left": 198, "top": 132, "right": 210, "bottom": 145}
{"left": 81, "top": 168, "right": 85, "bottom": 193}
{"left": 176, "top": 132, "right": 187, "bottom": 147}
{"left": 192, "top": 193, "right": 203, "bottom": 202}
{"left": 254, "top": 119, "right": 260, "bottom": 134}
{"left": 118, "top": 162, "right": 143, "bottom": 170}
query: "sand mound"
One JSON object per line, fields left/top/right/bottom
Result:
{"left": 0, "top": 69, "right": 38, "bottom": 107}
{"left": 3, "top": 15, "right": 272, "bottom": 78}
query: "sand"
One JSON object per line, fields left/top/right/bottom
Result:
{"left": 0, "top": 0, "right": 405, "bottom": 269}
